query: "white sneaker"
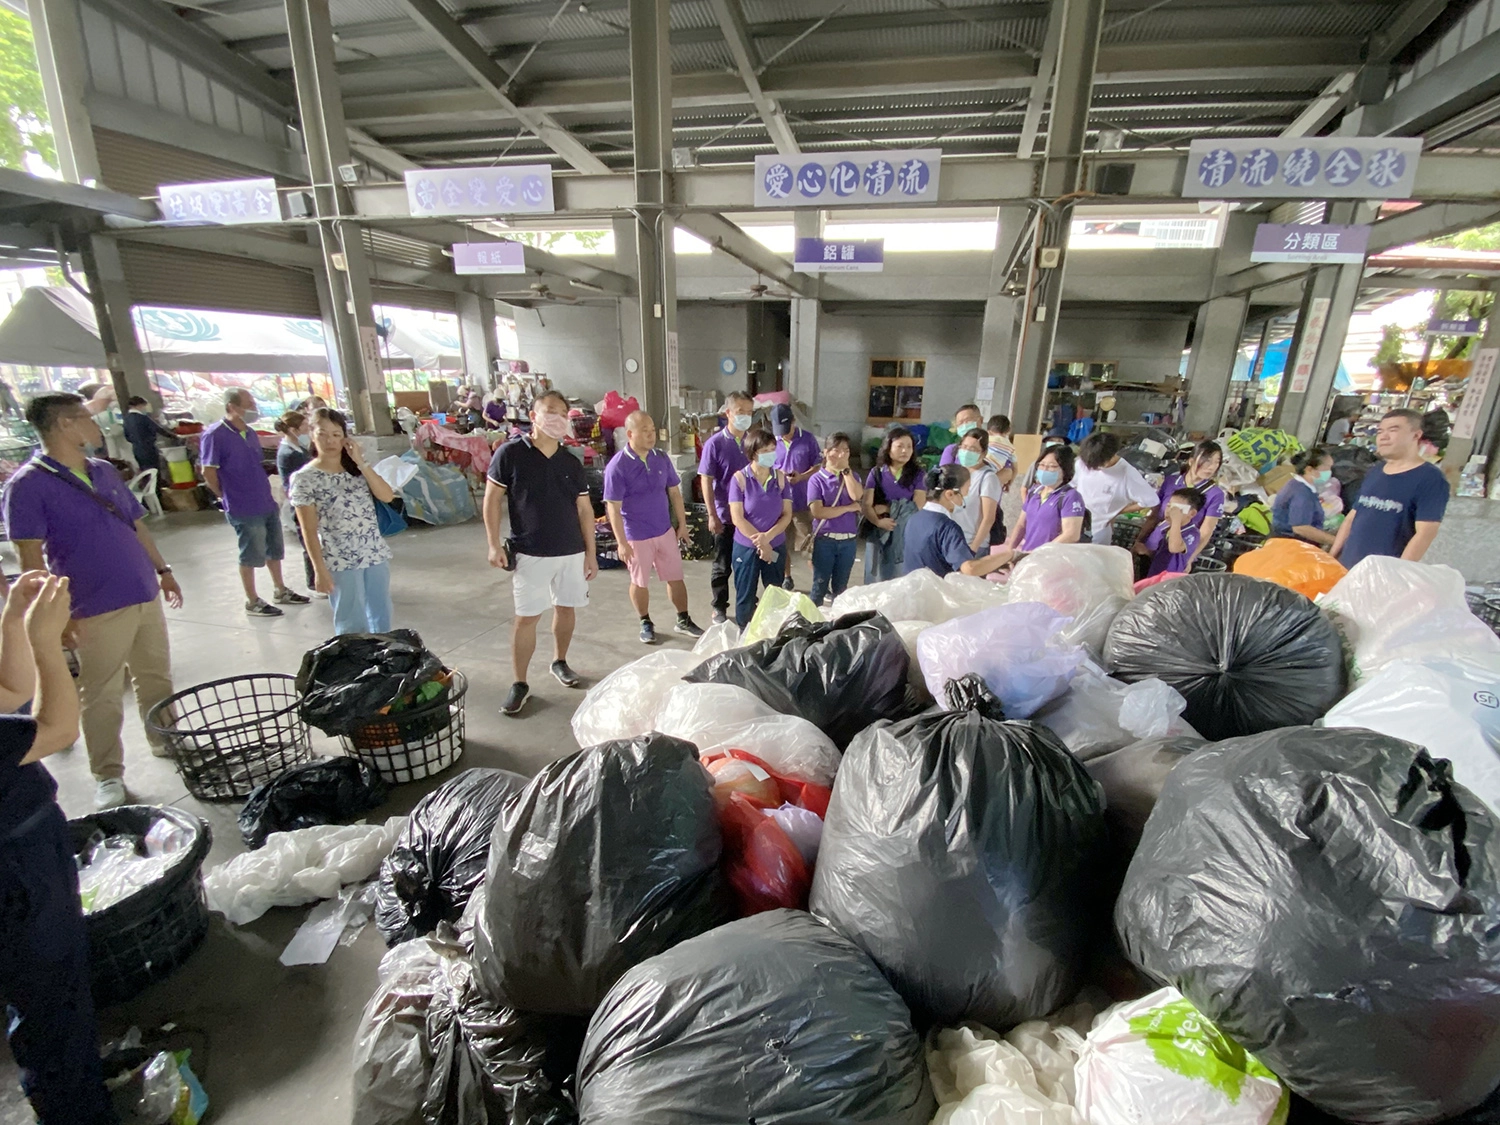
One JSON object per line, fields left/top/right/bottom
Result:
{"left": 94, "top": 777, "right": 128, "bottom": 809}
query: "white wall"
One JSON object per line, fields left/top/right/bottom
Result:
{"left": 677, "top": 303, "right": 750, "bottom": 405}
{"left": 512, "top": 302, "right": 621, "bottom": 404}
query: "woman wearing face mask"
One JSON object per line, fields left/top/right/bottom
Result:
{"left": 806, "top": 432, "right": 864, "bottom": 606}
{"left": 1006, "top": 445, "right": 1086, "bottom": 553}
{"left": 1271, "top": 446, "right": 1337, "bottom": 548}
{"left": 950, "top": 428, "right": 1005, "bottom": 552}
{"left": 904, "top": 465, "right": 1013, "bottom": 578}
{"left": 727, "top": 429, "right": 794, "bottom": 627}
{"left": 862, "top": 425, "right": 927, "bottom": 583}
{"left": 274, "top": 411, "right": 319, "bottom": 590}
{"left": 1133, "top": 439, "right": 1226, "bottom": 568}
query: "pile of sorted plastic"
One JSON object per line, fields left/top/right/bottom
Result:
{"left": 77, "top": 819, "right": 192, "bottom": 914}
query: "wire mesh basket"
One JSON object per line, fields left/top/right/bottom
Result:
{"left": 147, "top": 674, "right": 313, "bottom": 801}
{"left": 1111, "top": 515, "right": 1147, "bottom": 549}
{"left": 1467, "top": 589, "right": 1500, "bottom": 637}
{"left": 340, "top": 670, "right": 467, "bottom": 784}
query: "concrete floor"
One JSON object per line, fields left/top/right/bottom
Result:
{"left": 0, "top": 508, "right": 735, "bottom": 1125}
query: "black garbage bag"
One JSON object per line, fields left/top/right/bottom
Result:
{"left": 1103, "top": 573, "right": 1344, "bottom": 741}
{"left": 352, "top": 934, "right": 582, "bottom": 1125}
{"left": 1331, "top": 444, "right": 1378, "bottom": 507}
{"left": 1080, "top": 733, "right": 1204, "bottom": 858}
{"left": 376, "top": 768, "right": 529, "bottom": 946}
{"left": 576, "top": 909, "right": 933, "bottom": 1125}
{"left": 472, "top": 733, "right": 729, "bottom": 1015}
{"left": 683, "top": 610, "right": 909, "bottom": 747}
{"left": 296, "top": 628, "right": 445, "bottom": 736}
{"left": 809, "top": 674, "right": 1107, "bottom": 1030}
{"left": 1116, "top": 726, "right": 1500, "bottom": 1125}
{"left": 237, "top": 756, "right": 387, "bottom": 849}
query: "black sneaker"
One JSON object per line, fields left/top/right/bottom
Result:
{"left": 711, "top": 610, "right": 728, "bottom": 625}
{"left": 639, "top": 618, "right": 658, "bottom": 645}
{"left": 551, "top": 660, "right": 582, "bottom": 688}
{"left": 273, "top": 587, "right": 311, "bottom": 605}
{"left": 246, "top": 598, "right": 283, "bottom": 618}
{"left": 782, "top": 576, "right": 795, "bottom": 591}
{"left": 675, "top": 616, "right": 704, "bottom": 638}
{"left": 501, "top": 681, "right": 529, "bottom": 716}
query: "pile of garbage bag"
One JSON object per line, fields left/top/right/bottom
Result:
{"left": 1034, "top": 659, "right": 1197, "bottom": 760}
{"left": 472, "top": 733, "right": 728, "bottom": 1015}
{"left": 575, "top": 909, "right": 934, "bottom": 1124}
{"left": 1117, "top": 726, "right": 1500, "bottom": 1124}
{"left": 238, "top": 756, "right": 388, "bottom": 849}
{"left": 811, "top": 676, "right": 1107, "bottom": 1029}
{"left": 376, "top": 768, "right": 529, "bottom": 945}
{"left": 296, "top": 629, "right": 447, "bottom": 736}
{"left": 655, "top": 682, "right": 841, "bottom": 786}
{"left": 1232, "top": 537, "right": 1347, "bottom": 600}
{"left": 1005, "top": 543, "right": 1135, "bottom": 657}
{"left": 917, "top": 601, "right": 1085, "bottom": 719}
{"left": 831, "top": 567, "right": 1006, "bottom": 625}
{"left": 568, "top": 649, "right": 701, "bottom": 747}
{"left": 1104, "top": 573, "right": 1344, "bottom": 740}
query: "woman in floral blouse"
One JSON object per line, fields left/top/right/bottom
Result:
{"left": 290, "top": 408, "right": 398, "bottom": 634}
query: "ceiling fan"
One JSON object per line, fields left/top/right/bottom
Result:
{"left": 526, "top": 277, "right": 579, "bottom": 304}
{"left": 717, "top": 273, "right": 793, "bottom": 301}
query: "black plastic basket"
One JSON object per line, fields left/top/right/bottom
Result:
{"left": 340, "top": 670, "right": 467, "bottom": 784}
{"left": 147, "top": 674, "right": 313, "bottom": 801}
{"left": 69, "top": 805, "right": 212, "bottom": 1007}
{"left": 1468, "top": 589, "right": 1500, "bottom": 637}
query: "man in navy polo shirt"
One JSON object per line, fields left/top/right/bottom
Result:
{"left": 697, "top": 391, "right": 754, "bottom": 624}
{"left": 604, "top": 410, "right": 704, "bottom": 644}
{"left": 1333, "top": 408, "right": 1450, "bottom": 568}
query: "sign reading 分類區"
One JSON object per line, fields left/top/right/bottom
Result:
{"left": 1183, "top": 137, "right": 1421, "bottom": 199}
{"left": 1250, "top": 223, "right": 1371, "bottom": 265}
{"left": 755, "top": 150, "right": 940, "bottom": 207}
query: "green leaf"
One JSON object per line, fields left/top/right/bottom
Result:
{"left": 0, "top": 9, "right": 55, "bottom": 173}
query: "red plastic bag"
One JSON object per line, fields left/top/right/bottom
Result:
{"left": 719, "top": 794, "right": 811, "bottom": 915}
{"left": 1133, "top": 572, "right": 1185, "bottom": 594}
{"left": 702, "top": 749, "right": 832, "bottom": 818}
{"left": 596, "top": 391, "right": 639, "bottom": 432}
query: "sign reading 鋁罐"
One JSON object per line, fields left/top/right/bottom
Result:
{"left": 158, "top": 178, "right": 281, "bottom": 224}
{"left": 755, "top": 150, "right": 940, "bottom": 207}
{"left": 405, "top": 165, "right": 555, "bottom": 216}
{"left": 793, "top": 238, "right": 885, "bottom": 272}
{"left": 1183, "top": 137, "right": 1422, "bottom": 199}
{"left": 1250, "top": 223, "right": 1371, "bottom": 264}
{"left": 452, "top": 242, "right": 526, "bottom": 275}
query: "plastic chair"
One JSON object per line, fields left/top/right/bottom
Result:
{"left": 129, "top": 468, "right": 164, "bottom": 517}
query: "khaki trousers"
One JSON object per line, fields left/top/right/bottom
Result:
{"left": 73, "top": 599, "right": 173, "bottom": 780}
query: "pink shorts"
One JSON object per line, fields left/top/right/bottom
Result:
{"left": 626, "top": 529, "right": 685, "bottom": 586}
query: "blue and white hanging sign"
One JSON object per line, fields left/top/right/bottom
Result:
{"left": 755, "top": 150, "right": 940, "bottom": 207}
{"left": 793, "top": 238, "right": 885, "bottom": 272}
{"left": 1183, "top": 137, "right": 1422, "bottom": 199}
{"left": 1250, "top": 223, "right": 1370, "bottom": 264}
{"left": 158, "top": 178, "right": 281, "bottom": 224}
{"left": 404, "top": 165, "right": 555, "bottom": 216}
{"left": 1428, "top": 317, "right": 1484, "bottom": 337}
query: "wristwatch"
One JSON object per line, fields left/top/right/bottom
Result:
{"left": 156, "top": 565, "right": 173, "bottom": 575}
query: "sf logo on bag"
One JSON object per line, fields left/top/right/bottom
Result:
{"left": 1475, "top": 691, "right": 1499, "bottom": 710}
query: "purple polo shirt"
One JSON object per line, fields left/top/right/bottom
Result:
{"left": 939, "top": 443, "right": 959, "bottom": 467}
{"left": 1145, "top": 522, "right": 1202, "bottom": 576}
{"left": 603, "top": 445, "right": 677, "bottom": 542}
{"left": 773, "top": 428, "right": 821, "bottom": 511}
{"left": 1158, "top": 472, "right": 1225, "bottom": 531}
{"left": 1019, "top": 484, "right": 1087, "bottom": 551}
{"left": 3, "top": 455, "right": 158, "bottom": 619}
{"left": 697, "top": 428, "right": 748, "bottom": 522}
{"left": 199, "top": 418, "right": 276, "bottom": 518}
{"left": 806, "top": 468, "right": 859, "bottom": 536}
{"left": 728, "top": 469, "right": 790, "bottom": 549}
{"left": 865, "top": 465, "right": 921, "bottom": 503}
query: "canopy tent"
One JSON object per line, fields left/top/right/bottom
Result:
{"left": 0, "top": 286, "right": 109, "bottom": 368}
{"left": 1233, "top": 338, "right": 1353, "bottom": 392}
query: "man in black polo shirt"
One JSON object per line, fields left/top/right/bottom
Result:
{"left": 485, "top": 389, "right": 598, "bottom": 715}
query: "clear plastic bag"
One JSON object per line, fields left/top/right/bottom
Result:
{"left": 569, "top": 648, "right": 702, "bottom": 748}
{"left": 918, "top": 602, "right": 1085, "bottom": 718}
{"left": 655, "top": 682, "right": 842, "bottom": 786}
{"left": 1035, "top": 662, "right": 1195, "bottom": 761}
{"left": 77, "top": 836, "right": 179, "bottom": 914}
{"left": 832, "top": 568, "right": 954, "bottom": 623}
{"left": 742, "top": 586, "right": 823, "bottom": 645}
{"left": 692, "top": 619, "right": 742, "bottom": 657}
{"left": 1006, "top": 544, "right": 1136, "bottom": 658}
{"left": 928, "top": 1014, "right": 1090, "bottom": 1125}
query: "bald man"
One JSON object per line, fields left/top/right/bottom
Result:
{"left": 602, "top": 410, "right": 703, "bottom": 644}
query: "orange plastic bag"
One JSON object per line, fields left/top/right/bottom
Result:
{"left": 1232, "top": 537, "right": 1347, "bottom": 601}
{"left": 702, "top": 749, "right": 832, "bottom": 818}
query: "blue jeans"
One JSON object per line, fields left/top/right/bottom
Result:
{"left": 227, "top": 510, "right": 285, "bottom": 568}
{"left": 330, "top": 562, "right": 392, "bottom": 635}
{"left": 811, "top": 536, "right": 857, "bottom": 605}
{"left": 731, "top": 541, "right": 787, "bottom": 628}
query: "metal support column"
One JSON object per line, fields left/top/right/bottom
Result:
{"left": 456, "top": 292, "right": 500, "bottom": 384}
{"left": 612, "top": 214, "right": 649, "bottom": 404}
{"left": 628, "top": 0, "right": 676, "bottom": 425}
{"left": 1182, "top": 296, "right": 1249, "bottom": 436}
{"left": 787, "top": 209, "right": 821, "bottom": 412}
{"left": 1008, "top": 0, "right": 1106, "bottom": 433}
{"left": 977, "top": 204, "right": 1034, "bottom": 417}
{"left": 78, "top": 235, "right": 155, "bottom": 405}
{"left": 284, "top": 0, "right": 391, "bottom": 434}
{"left": 30, "top": 0, "right": 101, "bottom": 184}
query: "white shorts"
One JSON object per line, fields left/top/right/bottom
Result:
{"left": 513, "top": 551, "right": 589, "bottom": 618}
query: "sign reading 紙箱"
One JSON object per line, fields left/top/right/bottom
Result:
{"left": 452, "top": 242, "right": 526, "bottom": 275}
{"left": 1250, "top": 223, "right": 1370, "bottom": 264}
{"left": 1183, "top": 137, "right": 1422, "bottom": 199}
{"left": 405, "top": 165, "right": 555, "bottom": 216}
{"left": 756, "top": 150, "right": 940, "bottom": 207}
{"left": 793, "top": 238, "right": 885, "bottom": 273}
{"left": 1428, "top": 317, "right": 1484, "bottom": 337}
{"left": 158, "top": 178, "right": 281, "bottom": 224}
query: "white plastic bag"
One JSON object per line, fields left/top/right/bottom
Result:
{"left": 1074, "top": 987, "right": 1288, "bottom": 1125}
{"left": 1323, "top": 656, "right": 1500, "bottom": 819}
{"left": 769, "top": 803, "right": 823, "bottom": 866}
{"left": 203, "top": 817, "right": 405, "bottom": 925}
{"left": 1319, "top": 557, "right": 1500, "bottom": 681}
{"left": 894, "top": 619, "right": 935, "bottom": 701}
{"left": 655, "top": 682, "right": 842, "bottom": 786}
{"left": 832, "top": 569, "right": 955, "bottom": 624}
{"left": 939, "top": 572, "right": 1011, "bottom": 619}
{"left": 928, "top": 1008, "right": 1093, "bottom": 1125}
{"left": 693, "top": 619, "right": 742, "bottom": 657}
{"left": 918, "top": 602, "right": 1085, "bottom": 718}
{"left": 1035, "top": 662, "right": 1195, "bottom": 761}
{"left": 372, "top": 454, "right": 421, "bottom": 492}
{"left": 1006, "top": 545, "right": 1135, "bottom": 658}
{"left": 569, "top": 649, "right": 701, "bottom": 748}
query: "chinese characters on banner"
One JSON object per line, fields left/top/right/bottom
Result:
{"left": 756, "top": 150, "right": 940, "bottom": 207}
{"left": 1427, "top": 317, "right": 1483, "bottom": 336}
{"left": 1453, "top": 348, "right": 1498, "bottom": 440}
{"left": 359, "top": 326, "right": 387, "bottom": 394}
{"left": 404, "top": 166, "right": 555, "bottom": 216}
{"left": 1250, "top": 223, "right": 1371, "bottom": 264}
{"left": 665, "top": 330, "right": 680, "bottom": 406}
{"left": 1183, "top": 137, "right": 1422, "bottom": 199}
{"left": 452, "top": 242, "right": 526, "bottom": 275}
{"left": 1288, "top": 297, "right": 1331, "bottom": 395}
{"left": 792, "top": 238, "right": 885, "bottom": 272}
{"left": 158, "top": 178, "right": 281, "bottom": 224}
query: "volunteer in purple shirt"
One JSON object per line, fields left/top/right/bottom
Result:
{"left": 770, "top": 403, "right": 822, "bottom": 591}
{"left": 938, "top": 403, "right": 985, "bottom": 466}
{"left": 604, "top": 410, "right": 705, "bottom": 645}
{"left": 1141, "top": 487, "right": 1204, "bottom": 577}
{"left": 3, "top": 393, "right": 184, "bottom": 810}
{"left": 1007, "top": 444, "right": 1087, "bottom": 553}
{"left": 200, "top": 388, "right": 310, "bottom": 618}
{"left": 806, "top": 432, "right": 864, "bottom": 605}
{"left": 1133, "top": 439, "right": 1225, "bottom": 569}
{"left": 862, "top": 425, "right": 927, "bottom": 582}
{"left": 727, "top": 429, "right": 794, "bottom": 628}
{"left": 697, "top": 390, "right": 754, "bottom": 624}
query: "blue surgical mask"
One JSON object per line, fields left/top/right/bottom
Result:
{"left": 956, "top": 420, "right": 978, "bottom": 437}
{"left": 957, "top": 449, "right": 982, "bottom": 468}
{"left": 1036, "top": 468, "right": 1061, "bottom": 487}
{"left": 731, "top": 413, "right": 753, "bottom": 431}
{"left": 241, "top": 407, "right": 261, "bottom": 424}
{"left": 297, "top": 433, "right": 311, "bottom": 450}
{"left": 757, "top": 451, "right": 777, "bottom": 468}
{"left": 1315, "top": 469, "right": 1332, "bottom": 484}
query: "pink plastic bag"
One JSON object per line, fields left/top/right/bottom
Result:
{"left": 596, "top": 391, "right": 639, "bottom": 431}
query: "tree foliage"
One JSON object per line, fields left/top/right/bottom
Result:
{"left": 1432, "top": 223, "right": 1500, "bottom": 252}
{"left": 0, "top": 9, "right": 55, "bottom": 172}
{"left": 1370, "top": 323, "right": 1409, "bottom": 369}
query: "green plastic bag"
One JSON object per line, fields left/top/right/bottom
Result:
{"left": 742, "top": 586, "right": 823, "bottom": 645}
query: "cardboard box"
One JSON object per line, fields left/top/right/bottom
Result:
{"left": 1258, "top": 464, "right": 1294, "bottom": 495}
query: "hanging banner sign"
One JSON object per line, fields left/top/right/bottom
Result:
{"left": 1427, "top": 317, "right": 1484, "bottom": 336}
{"left": 452, "top": 241, "right": 526, "bottom": 274}
{"left": 405, "top": 165, "right": 555, "bottom": 216}
{"left": 1183, "top": 137, "right": 1422, "bottom": 199}
{"left": 1288, "top": 296, "right": 1331, "bottom": 395}
{"left": 793, "top": 238, "right": 885, "bottom": 272}
{"left": 1250, "top": 223, "right": 1370, "bottom": 264}
{"left": 1453, "top": 348, "right": 1498, "bottom": 439}
{"left": 158, "top": 178, "right": 281, "bottom": 224}
{"left": 755, "top": 149, "right": 940, "bottom": 207}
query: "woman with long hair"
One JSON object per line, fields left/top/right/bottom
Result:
{"left": 862, "top": 425, "right": 927, "bottom": 582}
{"left": 289, "top": 408, "right": 399, "bottom": 634}
{"left": 1133, "top": 439, "right": 1226, "bottom": 569}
